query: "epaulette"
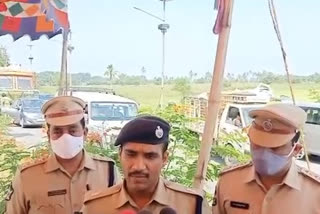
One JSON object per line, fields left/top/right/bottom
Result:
{"left": 297, "top": 165, "right": 320, "bottom": 183}
{"left": 84, "top": 183, "right": 122, "bottom": 204}
{"left": 164, "top": 180, "right": 202, "bottom": 197}
{"left": 219, "top": 161, "right": 252, "bottom": 176}
{"left": 90, "top": 154, "right": 115, "bottom": 163}
{"left": 19, "top": 156, "right": 48, "bottom": 172}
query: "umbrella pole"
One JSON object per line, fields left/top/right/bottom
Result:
{"left": 58, "top": 32, "right": 68, "bottom": 96}
{"left": 193, "top": 0, "right": 234, "bottom": 190}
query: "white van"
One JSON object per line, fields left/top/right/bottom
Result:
{"left": 71, "top": 91, "right": 138, "bottom": 144}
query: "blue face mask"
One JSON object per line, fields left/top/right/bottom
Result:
{"left": 251, "top": 146, "right": 295, "bottom": 176}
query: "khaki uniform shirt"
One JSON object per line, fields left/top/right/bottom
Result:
{"left": 83, "top": 178, "right": 211, "bottom": 214}
{"left": 212, "top": 162, "right": 320, "bottom": 214}
{"left": 5, "top": 151, "right": 120, "bottom": 214}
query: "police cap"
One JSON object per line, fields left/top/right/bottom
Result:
{"left": 114, "top": 115, "right": 170, "bottom": 146}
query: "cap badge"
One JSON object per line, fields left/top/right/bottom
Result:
{"left": 155, "top": 126, "right": 164, "bottom": 139}
{"left": 262, "top": 119, "right": 273, "bottom": 132}
{"left": 60, "top": 105, "right": 69, "bottom": 113}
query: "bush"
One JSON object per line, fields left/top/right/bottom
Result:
{"left": 0, "top": 106, "right": 251, "bottom": 210}
{"left": 173, "top": 78, "right": 191, "bottom": 97}
{"left": 309, "top": 88, "right": 320, "bottom": 102}
{"left": 0, "top": 116, "right": 30, "bottom": 212}
{"left": 141, "top": 105, "right": 250, "bottom": 192}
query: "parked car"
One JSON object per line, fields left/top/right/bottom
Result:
{"left": 7, "top": 98, "right": 45, "bottom": 128}
{"left": 38, "top": 93, "right": 54, "bottom": 102}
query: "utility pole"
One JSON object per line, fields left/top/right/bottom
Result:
{"left": 67, "top": 31, "right": 74, "bottom": 87}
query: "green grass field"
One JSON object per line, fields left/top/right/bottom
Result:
{"left": 39, "top": 82, "right": 320, "bottom": 108}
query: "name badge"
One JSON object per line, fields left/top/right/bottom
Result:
{"left": 230, "top": 201, "right": 250, "bottom": 210}
{"left": 48, "top": 189, "right": 67, "bottom": 197}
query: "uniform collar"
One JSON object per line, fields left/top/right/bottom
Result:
{"left": 80, "top": 151, "right": 96, "bottom": 170}
{"left": 242, "top": 164, "right": 254, "bottom": 184}
{"left": 44, "top": 150, "right": 96, "bottom": 173}
{"left": 282, "top": 162, "right": 301, "bottom": 190}
{"left": 115, "top": 181, "right": 135, "bottom": 209}
{"left": 115, "top": 178, "right": 169, "bottom": 209}
{"left": 244, "top": 162, "right": 301, "bottom": 191}
{"left": 152, "top": 178, "right": 170, "bottom": 205}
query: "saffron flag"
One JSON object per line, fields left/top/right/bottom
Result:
{"left": 0, "top": 0, "right": 69, "bottom": 41}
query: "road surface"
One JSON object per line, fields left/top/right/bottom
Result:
{"left": 7, "top": 125, "right": 47, "bottom": 148}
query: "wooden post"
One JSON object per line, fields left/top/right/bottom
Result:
{"left": 193, "top": 0, "right": 234, "bottom": 190}
{"left": 58, "top": 32, "right": 68, "bottom": 96}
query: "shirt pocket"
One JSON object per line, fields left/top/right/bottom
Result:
{"left": 33, "top": 195, "right": 66, "bottom": 214}
{"left": 224, "top": 200, "right": 252, "bottom": 214}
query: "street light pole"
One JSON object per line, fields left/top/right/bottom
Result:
{"left": 158, "top": 0, "right": 171, "bottom": 108}
{"left": 134, "top": 0, "right": 172, "bottom": 108}
{"left": 158, "top": 23, "right": 168, "bottom": 108}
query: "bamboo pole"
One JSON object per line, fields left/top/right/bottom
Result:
{"left": 267, "top": 0, "right": 296, "bottom": 104}
{"left": 193, "top": 0, "right": 234, "bottom": 190}
{"left": 268, "top": 0, "right": 310, "bottom": 170}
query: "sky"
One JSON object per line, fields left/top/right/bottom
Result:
{"left": 1, "top": 0, "right": 320, "bottom": 78}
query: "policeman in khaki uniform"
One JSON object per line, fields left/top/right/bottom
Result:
{"left": 213, "top": 103, "right": 320, "bottom": 214}
{"left": 5, "top": 96, "right": 120, "bottom": 214}
{"left": 82, "top": 115, "right": 211, "bottom": 214}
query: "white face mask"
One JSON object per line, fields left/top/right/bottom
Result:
{"left": 51, "top": 134, "right": 84, "bottom": 159}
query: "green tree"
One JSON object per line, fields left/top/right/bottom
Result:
{"left": 141, "top": 66, "right": 146, "bottom": 76}
{"left": 204, "top": 71, "right": 212, "bottom": 82}
{"left": 36, "top": 71, "right": 60, "bottom": 86}
{"left": 104, "top": 64, "right": 119, "bottom": 89}
{"left": 0, "top": 46, "right": 10, "bottom": 67}
{"left": 71, "top": 73, "right": 91, "bottom": 85}
{"left": 309, "top": 89, "right": 320, "bottom": 102}
{"left": 173, "top": 77, "right": 191, "bottom": 97}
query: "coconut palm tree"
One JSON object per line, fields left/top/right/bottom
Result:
{"left": 104, "top": 64, "right": 118, "bottom": 89}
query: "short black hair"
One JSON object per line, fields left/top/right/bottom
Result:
{"left": 47, "top": 117, "right": 86, "bottom": 129}
{"left": 162, "top": 141, "right": 169, "bottom": 153}
{"left": 291, "top": 131, "right": 301, "bottom": 146}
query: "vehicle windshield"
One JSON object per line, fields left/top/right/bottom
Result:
{"left": 22, "top": 99, "right": 43, "bottom": 113}
{"left": 0, "top": 76, "right": 13, "bottom": 89}
{"left": 90, "top": 102, "right": 137, "bottom": 121}
{"left": 241, "top": 106, "right": 262, "bottom": 127}
{"left": 300, "top": 106, "right": 320, "bottom": 125}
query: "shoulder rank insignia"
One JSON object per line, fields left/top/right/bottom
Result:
{"left": 19, "top": 156, "right": 48, "bottom": 172}
{"left": 219, "top": 161, "right": 252, "bottom": 176}
{"left": 84, "top": 183, "right": 122, "bottom": 204}
{"left": 298, "top": 165, "right": 320, "bottom": 183}
{"left": 164, "top": 180, "right": 202, "bottom": 196}
{"left": 91, "top": 154, "right": 115, "bottom": 163}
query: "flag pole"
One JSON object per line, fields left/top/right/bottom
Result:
{"left": 58, "top": 31, "right": 69, "bottom": 96}
{"left": 193, "top": 0, "right": 234, "bottom": 190}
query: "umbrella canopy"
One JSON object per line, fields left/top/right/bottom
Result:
{"left": 0, "top": 0, "right": 69, "bottom": 41}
